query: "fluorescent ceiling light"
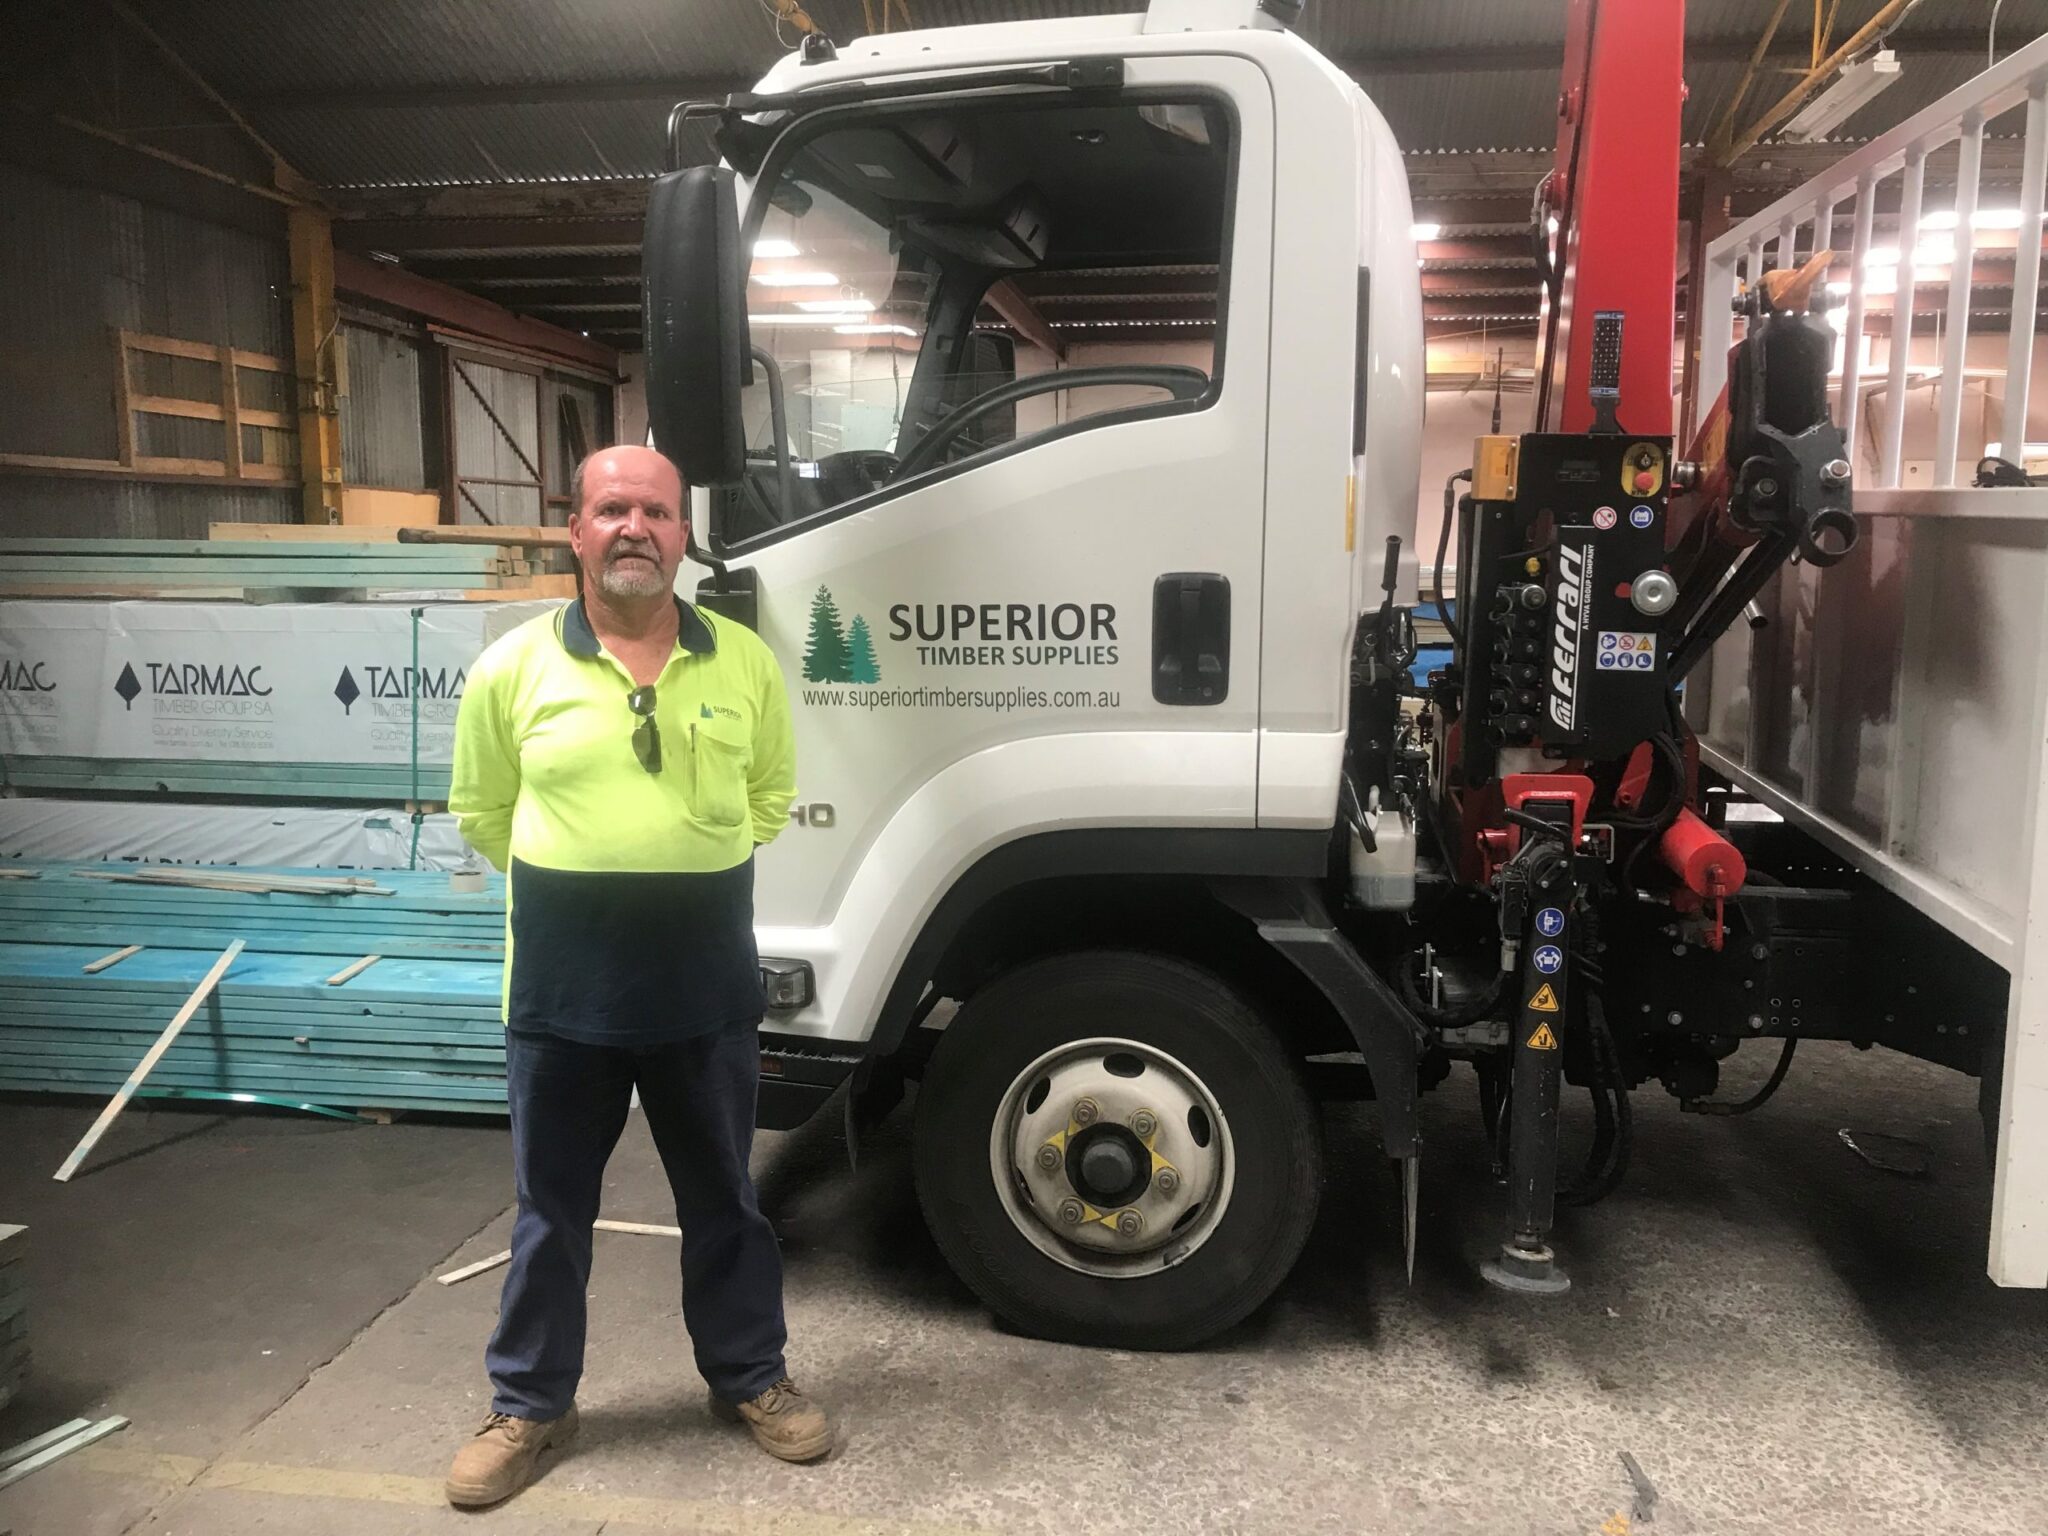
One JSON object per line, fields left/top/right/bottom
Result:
{"left": 1863, "top": 245, "right": 1951, "bottom": 268}
{"left": 1410, "top": 222, "right": 1441, "bottom": 242}
{"left": 753, "top": 239, "right": 800, "bottom": 258}
{"left": 1921, "top": 208, "right": 2037, "bottom": 232}
{"left": 795, "top": 298, "right": 875, "bottom": 313}
{"left": 752, "top": 270, "right": 840, "bottom": 286}
{"left": 1825, "top": 280, "right": 1851, "bottom": 295}
{"left": 834, "top": 323, "right": 918, "bottom": 337}
{"left": 749, "top": 313, "right": 846, "bottom": 325}
{"left": 1782, "top": 48, "right": 1900, "bottom": 142}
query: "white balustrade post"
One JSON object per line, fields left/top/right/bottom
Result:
{"left": 1935, "top": 113, "right": 1985, "bottom": 487}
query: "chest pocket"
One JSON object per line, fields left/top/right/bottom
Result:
{"left": 687, "top": 716, "right": 752, "bottom": 828}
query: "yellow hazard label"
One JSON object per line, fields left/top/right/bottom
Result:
{"left": 1528, "top": 983, "right": 1560, "bottom": 1013}
{"left": 1526, "top": 1022, "right": 1561, "bottom": 1051}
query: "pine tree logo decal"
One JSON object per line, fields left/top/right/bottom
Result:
{"left": 801, "top": 585, "right": 880, "bottom": 683}
{"left": 846, "top": 615, "right": 880, "bottom": 683}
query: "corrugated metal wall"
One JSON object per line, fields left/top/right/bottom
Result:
{"left": 0, "top": 479, "right": 295, "bottom": 539}
{"left": 0, "top": 162, "right": 295, "bottom": 532}
{"left": 338, "top": 318, "right": 431, "bottom": 490}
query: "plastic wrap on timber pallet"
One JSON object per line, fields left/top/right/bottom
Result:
{"left": 0, "top": 864, "right": 511, "bottom": 1116}
{"left": 0, "top": 759, "right": 454, "bottom": 804}
{"left": 0, "top": 798, "right": 471, "bottom": 870}
{"left": 0, "top": 599, "right": 559, "bottom": 801}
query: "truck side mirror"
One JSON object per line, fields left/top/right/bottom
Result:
{"left": 642, "top": 166, "right": 749, "bottom": 488}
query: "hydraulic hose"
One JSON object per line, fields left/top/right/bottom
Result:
{"left": 1558, "top": 1002, "right": 1632, "bottom": 1206}
{"left": 1436, "top": 469, "right": 1471, "bottom": 658}
{"left": 1689, "top": 1038, "right": 1798, "bottom": 1116}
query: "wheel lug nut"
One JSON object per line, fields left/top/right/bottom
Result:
{"left": 1059, "top": 1199, "right": 1085, "bottom": 1225}
{"left": 1035, "top": 1144, "right": 1062, "bottom": 1172}
{"left": 1155, "top": 1167, "right": 1180, "bottom": 1196}
{"left": 1072, "top": 1098, "right": 1099, "bottom": 1126}
{"left": 1130, "top": 1109, "right": 1158, "bottom": 1139}
{"left": 1115, "top": 1210, "right": 1143, "bottom": 1237}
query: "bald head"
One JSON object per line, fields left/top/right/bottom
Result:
{"left": 568, "top": 446, "right": 689, "bottom": 603}
{"left": 570, "top": 445, "right": 682, "bottom": 517}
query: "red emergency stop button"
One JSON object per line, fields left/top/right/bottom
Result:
{"left": 1633, "top": 470, "right": 1655, "bottom": 492}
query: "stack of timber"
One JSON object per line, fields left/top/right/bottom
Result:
{"left": 2, "top": 758, "right": 453, "bottom": 803}
{"left": 0, "top": 1225, "right": 23, "bottom": 1413}
{"left": 0, "top": 537, "right": 571, "bottom": 601}
{"left": 0, "top": 597, "right": 558, "bottom": 808}
{"left": 210, "top": 522, "right": 576, "bottom": 602}
{"left": 0, "top": 863, "right": 510, "bottom": 1116}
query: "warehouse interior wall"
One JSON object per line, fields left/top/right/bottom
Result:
{"left": 0, "top": 162, "right": 297, "bottom": 537}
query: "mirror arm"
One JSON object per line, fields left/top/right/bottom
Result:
{"left": 750, "top": 345, "right": 799, "bottom": 529}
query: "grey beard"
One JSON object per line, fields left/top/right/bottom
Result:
{"left": 597, "top": 558, "right": 668, "bottom": 597}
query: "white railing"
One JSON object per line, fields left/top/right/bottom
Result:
{"left": 1697, "top": 34, "right": 2048, "bottom": 489}
{"left": 1690, "top": 37, "right": 2048, "bottom": 1290}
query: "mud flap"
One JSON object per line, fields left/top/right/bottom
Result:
{"left": 1209, "top": 877, "right": 1426, "bottom": 1159}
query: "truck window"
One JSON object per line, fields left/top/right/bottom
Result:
{"left": 714, "top": 95, "right": 1232, "bottom": 549}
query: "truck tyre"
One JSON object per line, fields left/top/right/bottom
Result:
{"left": 912, "top": 950, "right": 1322, "bottom": 1349}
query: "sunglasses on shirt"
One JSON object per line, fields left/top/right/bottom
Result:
{"left": 627, "top": 685, "right": 661, "bottom": 773}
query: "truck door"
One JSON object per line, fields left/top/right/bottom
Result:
{"left": 697, "top": 58, "right": 1274, "bottom": 1037}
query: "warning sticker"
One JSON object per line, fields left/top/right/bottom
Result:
{"left": 1596, "top": 631, "right": 1659, "bottom": 671}
{"left": 1528, "top": 983, "right": 1560, "bottom": 1013}
{"left": 1526, "top": 1022, "right": 1561, "bottom": 1050}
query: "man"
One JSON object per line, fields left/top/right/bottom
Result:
{"left": 444, "top": 444, "right": 831, "bottom": 1509}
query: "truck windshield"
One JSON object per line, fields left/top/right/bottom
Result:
{"left": 718, "top": 95, "right": 1232, "bottom": 548}
{"left": 747, "top": 178, "right": 934, "bottom": 461}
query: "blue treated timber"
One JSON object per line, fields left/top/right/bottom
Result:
{"left": 0, "top": 861, "right": 516, "bottom": 1117}
{"left": 0, "top": 947, "right": 505, "bottom": 1006}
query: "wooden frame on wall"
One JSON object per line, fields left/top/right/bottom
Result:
{"left": 0, "top": 328, "right": 296, "bottom": 485}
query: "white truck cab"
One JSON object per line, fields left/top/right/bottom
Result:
{"left": 644, "top": 0, "right": 1421, "bottom": 1344}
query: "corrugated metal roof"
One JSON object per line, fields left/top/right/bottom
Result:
{"left": 1305, "top": 0, "right": 1578, "bottom": 57}
{"left": 139, "top": 0, "right": 771, "bottom": 92}
{"left": 264, "top": 102, "right": 673, "bottom": 187}
{"left": 1353, "top": 67, "right": 1560, "bottom": 154}
{"left": 120, "top": 0, "right": 2041, "bottom": 185}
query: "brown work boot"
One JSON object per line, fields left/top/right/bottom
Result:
{"left": 709, "top": 1378, "right": 835, "bottom": 1462}
{"left": 444, "top": 1405, "right": 578, "bottom": 1506}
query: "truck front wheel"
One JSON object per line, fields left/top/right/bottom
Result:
{"left": 912, "top": 950, "right": 1322, "bottom": 1349}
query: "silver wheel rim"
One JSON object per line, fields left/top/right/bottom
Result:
{"left": 988, "top": 1035, "right": 1235, "bottom": 1279}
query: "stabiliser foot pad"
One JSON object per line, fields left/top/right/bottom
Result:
{"left": 1481, "top": 1243, "right": 1572, "bottom": 1295}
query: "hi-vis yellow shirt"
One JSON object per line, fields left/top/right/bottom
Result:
{"left": 450, "top": 597, "right": 796, "bottom": 1045}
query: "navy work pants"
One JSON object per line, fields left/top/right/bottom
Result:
{"left": 486, "top": 1024, "right": 788, "bottom": 1419}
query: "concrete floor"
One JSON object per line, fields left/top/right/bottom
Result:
{"left": 1, "top": 1040, "right": 2044, "bottom": 1536}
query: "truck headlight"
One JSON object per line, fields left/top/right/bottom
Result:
{"left": 759, "top": 957, "right": 813, "bottom": 1012}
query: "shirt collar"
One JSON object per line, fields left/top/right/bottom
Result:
{"left": 558, "top": 595, "right": 716, "bottom": 660}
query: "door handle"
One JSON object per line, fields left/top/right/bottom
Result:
{"left": 1152, "top": 572, "right": 1230, "bottom": 705}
